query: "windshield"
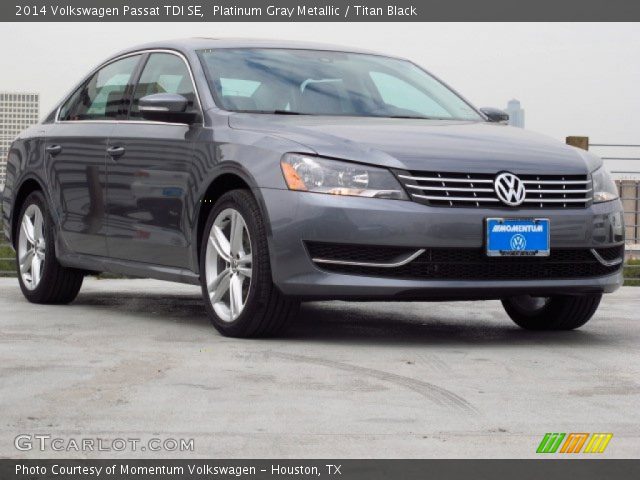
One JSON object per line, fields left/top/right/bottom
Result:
{"left": 197, "top": 48, "right": 482, "bottom": 120}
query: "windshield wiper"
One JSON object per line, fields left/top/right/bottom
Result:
{"left": 271, "top": 110, "right": 307, "bottom": 115}
{"left": 237, "top": 111, "right": 443, "bottom": 119}
{"left": 239, "top": 110, "right": 308, "bottom": 115}
{"left": 385, "top": 115, "right": 435, "bottom": 120}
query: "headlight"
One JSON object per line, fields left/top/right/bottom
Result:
{"left": 591, "top": 166, "right": 619, "bottom": 203}
{"left": 280, "top": 153, "right": 408, "bottom": 200}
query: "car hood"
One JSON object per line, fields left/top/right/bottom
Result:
{"left": 228, "top": 115, "right": 599, "bottom": 174}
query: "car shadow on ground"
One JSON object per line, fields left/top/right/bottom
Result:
{"left": 71, "top": 291, "right": 614, "bottom": 347}
{"left": 286, "top": 302, "right": 614, "bottom": 347}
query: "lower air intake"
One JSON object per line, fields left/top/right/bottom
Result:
{"left": 306, "top": 242, "right": 623, "bottom": 281}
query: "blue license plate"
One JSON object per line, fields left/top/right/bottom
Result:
{"left": 486, "top": 218, "right": 550, "bottom": 257}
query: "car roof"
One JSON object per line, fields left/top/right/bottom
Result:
{"left": 112, "top": 37, "right": 395, "bottom": 58}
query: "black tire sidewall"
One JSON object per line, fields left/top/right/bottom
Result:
{"left": 502, "top": 294, "right": 602, "bottom": 330}
{"left": 199, "top": 190, "right": 269, "bottom": 336}
{"left": 16, "top": 191, "right": 57, "bottom": 300}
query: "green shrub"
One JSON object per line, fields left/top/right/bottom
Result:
{"left": 625, "top": 258, "right": 640, "bottom": 286}
{"left": 0, "top": 243, "right": 14, "bottom": 275}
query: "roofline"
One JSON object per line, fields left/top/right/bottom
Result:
{"left": 109, "top": 37, "right": 406, "bottom": 60}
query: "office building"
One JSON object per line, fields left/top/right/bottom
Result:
{"left": 0, "top": 92, "right": 40, "bottom": 189}
{"left": 505, "top": 98, "right": 525, "bottom": 128}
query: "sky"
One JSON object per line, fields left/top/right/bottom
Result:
{"left": 1, "top": 22, "right": 639, "bottom": 164}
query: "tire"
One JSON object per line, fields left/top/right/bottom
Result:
{"left": 501, "top": 294, "right": 602, "bottom": 330}
{"left": 16, "top": 191, "right": 84, "bottom": 304}
{"left": 199, "top": 189, "right": 299, "bottom": 337}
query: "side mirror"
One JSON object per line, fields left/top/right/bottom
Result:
{"left": 138, "top": 93, "right": 198, "bottom": 124}
{"left": 480, "top": 107, "right": 509, "bottom": 124}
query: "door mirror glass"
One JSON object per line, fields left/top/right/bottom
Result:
{"left": 480, "top": 107, "right": 510, "bottom": 124}
{"left": 138, "top": 93, "right": 196, "bottom": 123}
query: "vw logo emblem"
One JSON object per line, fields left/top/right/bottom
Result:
{"left": 494, "top": 172, "right": 526, "bottom": 206}
{"left": 510, "top": 234, "right": 527, "bottom": 250}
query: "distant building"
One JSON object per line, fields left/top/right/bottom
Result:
{"left": 505, "top": 99, "right": 525, "bottom": 128}
{"left": 0, "top": 92, "right": 40, "bottom": 188}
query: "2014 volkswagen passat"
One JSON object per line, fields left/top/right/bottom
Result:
{"left": 1, "top": 39, "right": 625, "bottom": 337}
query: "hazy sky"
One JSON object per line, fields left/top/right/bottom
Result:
{"left": 2, "top": 22, "right": 639, "bottom": 146}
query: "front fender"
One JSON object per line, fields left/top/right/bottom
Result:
{"left": 189, "top": 161, "right": 273, "bottom": 274}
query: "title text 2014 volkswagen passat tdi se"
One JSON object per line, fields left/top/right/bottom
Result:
{"left": 1, "top": 39, "right": 625, "bottom": 337}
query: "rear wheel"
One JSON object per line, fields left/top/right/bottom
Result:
{"left": 501, "top": 294, "right": 602, "bottom": 330}
{"left": 16, "top": 191, "right": 84, "bottom": 304}
{"left": 200, "top": 189, "right": 299, "bottom": 337}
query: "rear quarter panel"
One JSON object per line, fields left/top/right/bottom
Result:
{"left": 2, "top": 125, "right": 47, "bottom": 246}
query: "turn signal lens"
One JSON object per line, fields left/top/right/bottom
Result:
{"left": 281, "top": 161, "right": 308, "bottom": 191}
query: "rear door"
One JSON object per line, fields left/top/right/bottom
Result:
{"left": 105, "top": 52, "right": 201, "bottom": 268}
{"left": 46, "top": 54, "right": 142, "bottom": 256}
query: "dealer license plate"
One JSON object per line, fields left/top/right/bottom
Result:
{"left": 486, "top": 218, "right": 550, "bottom": 257}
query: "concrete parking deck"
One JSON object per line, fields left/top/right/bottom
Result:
{"left": 0, "top": 278, "right": 638, "bottom": 458}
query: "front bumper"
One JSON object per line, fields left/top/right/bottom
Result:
{"left": 260, "top": 188, "right": 625, "bottom": 299}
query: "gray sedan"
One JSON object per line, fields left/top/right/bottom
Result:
{"left": 1, "top": 38, "right": 624, "bottom": 337}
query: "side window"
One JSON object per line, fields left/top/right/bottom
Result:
{"left": 369, "top": 71, "right": 452, "bottom": 119}
{"left": 59, "top": 55, "right": 140, "bottom": 121}
{"left": 130, "top": 53, "right": 197, "bottom": 118}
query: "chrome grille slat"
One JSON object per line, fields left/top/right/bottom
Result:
{"left": 522, "top": 180, "right": 590, "bottom": 185}
{"left": 527, "top": 188, "right": 592, "bottom": 194}
{"left": 412, "top": 194, "right": 500, "bottom": 202}
{"left": 405, "top": 184, "right": 494, "bottom": 192}
{"left": 522, "top": 198, "right": 590, "bottom": 203}
{"left": 396, "top": 170, "right": 592, "bottom": 209}
{"left": 398, "top": 174, "right": 493, "bottom": 183}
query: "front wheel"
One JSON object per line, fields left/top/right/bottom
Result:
{"left": 199, "top": 189, "right": 299, "bottom": 337}
{"left": 501, "top": 294, "right": 602, "bottom": 330}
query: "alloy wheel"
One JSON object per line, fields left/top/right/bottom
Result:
{"left": 205, "top": 208, "right": 253, "bottom": 322}
{"left": 18, "top": 204, "right": 46, "bottom": 290}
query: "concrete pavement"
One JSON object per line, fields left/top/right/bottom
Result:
{"left": 0, "top": 277, "right": 638, "bottom": 458}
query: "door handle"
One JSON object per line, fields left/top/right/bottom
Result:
{"left": 45, "top": 144, "right": 62, "bottom": 156}
{"left": 106, "top": 146, "right": 126, "bottom": 159}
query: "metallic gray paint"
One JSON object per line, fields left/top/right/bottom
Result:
{"left": 259, "top": 188, "right": 623, "bottom": 297}
{"left": 0, "top": 39, "right": 624, "bottom": 301}
{"left": 228, "top": 115, "right": 601, "bottom": 175}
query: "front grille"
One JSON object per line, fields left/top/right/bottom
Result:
{"left": 308, "top": 242, "right": 623, "bottom": 281}
{"left": 395, "top": 171, "right": 592, "bottom": 208}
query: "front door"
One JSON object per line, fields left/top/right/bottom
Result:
{"left": 105, "top": 52, "right": 201, "bottom": 268}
